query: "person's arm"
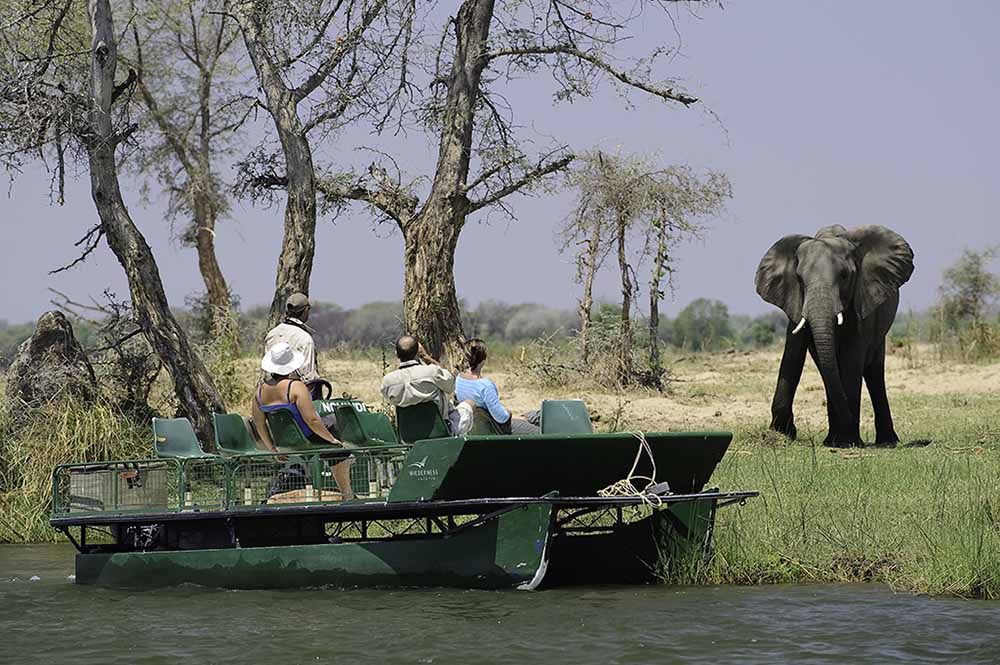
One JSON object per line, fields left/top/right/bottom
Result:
{"left": 482, "top": 380, "right": 510, "bottom": 424}
{"left": 291, "top": 382, "right": 340, "bottom": 445}
{"left": 433, "top": 366, "right": 456, "bottom": 395}
{"left": 417, "top": 342, "right": 441, "bottom": 367}
{"left": 299, "top": 335, "right": 320, "bottom": 383}
{"left": 251, "top": 397, "right": 279, "bottom": 453}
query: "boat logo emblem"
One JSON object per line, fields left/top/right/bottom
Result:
{"left": 409, "top": 456, "right": 429, "bottom": 469}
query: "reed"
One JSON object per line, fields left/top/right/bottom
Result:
{"left": 660, "top": 425, "right": 1000, "bottom": 598}
{"left": 0, "top": 388, "right": 149, "bottom": 543}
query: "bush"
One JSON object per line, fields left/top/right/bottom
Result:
{"left": 343, "top": 301, "right": 404, "bottom": 347}
{"left": 502, "top": 304, "right": 577, "bottom": 342}
{"left": 734, "top": 312, "right": 787, "bottom": 349}
{"left": 464, "top": 300, "right": 517, "bottom": 339}
{"left": 931, "top": 247, "right": 1000, "bottom": 362}
{"left": 671, "top": 298, "right": 733, "bottom": 351}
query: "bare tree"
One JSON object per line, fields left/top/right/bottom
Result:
{"left": 558, "top": 192, "right": 610, "bottom": 364}
{"left": 643, "top": 166, "right": 731, "bottom": 382}
{"left": 225, "top": 0, "right": 414, "bottom": 326}
{"left": 126, "top": 0, "right": 252, "bottom": 319}
{"left": 561, "top": 151, "right": 730, "bottom": 386}
{"left": 0, "top": 0, "right": 225, "bottom": 438}
{"left": 318, "top": 0, "right": 711, "bottom": 362}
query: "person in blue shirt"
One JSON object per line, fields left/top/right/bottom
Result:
{"left": 455, "top": 338, "right": 540, "bottom": 435}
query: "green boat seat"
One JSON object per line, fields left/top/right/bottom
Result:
{"left": 540, "top": 400, "right": 593, "bottom": 434}
{"left": 312, "top": 398, "right": 356, "bottom": 422}
{"left": 152, "top": 417, "right": 215, "bottom": 459}
{"left": 213, "top": 413, "right": 264, "bottom": 456}
{"left": 335, "top": 403, "right": 398, "bottom": 446}
{"left": 264, "top": 409, "right": 325, "bottom": 452}
{"left": 396, "top": 401, "right": 451, "bottom": 444}
{"left": 468, "top": 407, "right": 502, "bottom": 435}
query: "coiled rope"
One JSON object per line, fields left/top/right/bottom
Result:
{"left": 597, "top": 431, "right": 663, "bottom": 508}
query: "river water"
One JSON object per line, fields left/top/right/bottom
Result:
{"left": 3, "top": 544, "right": 999, "bottom": 664}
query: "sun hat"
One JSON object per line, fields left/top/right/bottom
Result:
{"left": 261, "top": 342, "right": 306, "bottom": 375}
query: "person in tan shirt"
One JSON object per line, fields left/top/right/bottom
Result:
{"left": 264, "top": 292, "right": 324, "bottom": 397}
{"left": 381, "top": 335, "right": 473, "bottom": 435}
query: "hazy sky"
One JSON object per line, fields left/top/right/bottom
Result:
{"left": 2, "top": 1, "right": 997, "bottom": 324}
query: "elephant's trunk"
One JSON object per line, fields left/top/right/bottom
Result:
{"left": 805, "top": 294, "right": 853, "bottom": 441}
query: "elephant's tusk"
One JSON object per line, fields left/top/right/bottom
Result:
{"left": 792, "top": 317, "right": 807, "bottom": 335}
{"left": 837, "top": 312, "right": 844, "bottom": 326}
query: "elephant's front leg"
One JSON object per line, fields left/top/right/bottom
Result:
{"left": 770, "top": 325, "right": 808, "bottom": 439}
{"left": 833, "top": 361, "right": 864, "bottom": 447}
{"left": 865, "top": 342, "right": 899, "bottom": 444}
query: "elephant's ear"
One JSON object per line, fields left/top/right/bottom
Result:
{"left": 847, "top": 225, "right": 915, "bottom": 319}
{"left": 755, "top": 235, "right": 810, "bottom": 322}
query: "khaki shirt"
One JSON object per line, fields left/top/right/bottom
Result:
{"left": 381, "top": 360, "right": 456, "bottom": 420}
{"left": 264, "top": 318, "right": 320, "bottom": 383}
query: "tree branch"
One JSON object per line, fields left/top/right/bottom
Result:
{"left": 50, "top": 224, "right": 104, "bottom": 274}
{"left": 292, "top": 0, "right": 387, "bottom": 102}
{"left": 315, "top": 171, "right": 418, "bottom": 228}
{"left": 111, "top": 67, "right": 137, "bottom": 104}
{"left": 301, "top": 59, "right": 361, "bottom": 133}
{"left": 468, "top": 153, "right": 575, "bottom": 213}
{"left": 281, "top": 0, "right": 347, "bottom": 67}
{"left": 484, "top": 44, "right": 698, "bottom": 106}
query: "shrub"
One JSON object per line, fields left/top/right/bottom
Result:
{"left": 931, "top": 247, "right": 1000, "bottom": 362}
{"left": 502, "top": 304, "right": 577, "bottom": 342}
{"left": 671, "top": 298, "right": 733, "bottom": 351}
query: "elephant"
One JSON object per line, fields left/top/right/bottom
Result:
{"left": 754, "top": 225, "right": 914, "bottom": 447}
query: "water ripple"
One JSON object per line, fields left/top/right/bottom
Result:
{"left": 2, "top": 544, "right": 999, "bottom": 664}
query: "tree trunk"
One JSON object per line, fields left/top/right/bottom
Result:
{"left": 192, "top": 197, "right": 230, "bottom": 315}
{"left": 616, "top": 212, "right": 633, "bottom": 385}
{"left": 647, "top": 221, "right": 669, "bottom": 383}
{"left": 87, "top": 0, "right": 224, "bottom": 441}
{"left": 402, "top": 0, "right": 494, "bottom": 362}
{"left": 231, "top": 1, "right": 317, "bottom": 327}
{"left": 402, "top": 202, "right": 466, "bottom": 364}
{"left": 266, "top": 127, "right": 316, "bottom": 325}
{"left": 194, "top": 61, "right": 230, "bottom": 319}
{"left": 134, "top": 64, "right": 232, "bottom": 322}
{"left": 577, "top": 219, "right": 602, "bottom": 365}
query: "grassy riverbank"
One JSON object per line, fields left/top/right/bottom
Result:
{"left": 2, "top": 344, "right": 999, "bottom": 597}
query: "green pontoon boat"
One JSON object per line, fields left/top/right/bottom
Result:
{"left": 50, "top": 400, "right": 756, "bottom": 590}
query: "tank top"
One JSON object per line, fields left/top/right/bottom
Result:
{"left": 256, "top": 380, "right": 312, "bottom": 438}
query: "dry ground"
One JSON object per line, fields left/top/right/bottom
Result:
{"left": 295, "top": 344, "right": 1000, "bottom": 443}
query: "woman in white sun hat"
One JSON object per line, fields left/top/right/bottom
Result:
{"left": 252, "top": 342, "right": 354, "bottom": 499}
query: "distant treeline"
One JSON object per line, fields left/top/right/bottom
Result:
{"left": 5, "top": 291, "right": 996, "bottom": 370}
{"left": 1, "top": 298, "right": 791, "bottom": 368}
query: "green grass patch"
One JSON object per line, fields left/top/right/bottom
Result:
{"left": 0, "top": 394, "right": 149, "bottom": 543}
{"left": 700, "top": 432, "right": 1000, "bottom": 598}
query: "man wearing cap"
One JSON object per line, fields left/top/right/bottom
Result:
{"left": 264, "top": 293, "right": 325, "bottom": 399}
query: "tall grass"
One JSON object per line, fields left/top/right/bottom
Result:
{"left": 672, "top": 428, "right": 1000, "bottom": 598}
{"left": 0, "top": 392, "right": 149, "bottom": 543}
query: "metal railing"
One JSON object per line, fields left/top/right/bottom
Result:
{"left": 52, "top": 446, "right": 409, "bottom": 516}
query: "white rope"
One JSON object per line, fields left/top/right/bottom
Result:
{"left": 598, "top": 431, "right": 662, "bottom": 508}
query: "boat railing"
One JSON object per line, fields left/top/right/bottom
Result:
{"left": 51, "top": 446, "right": 410, "bottom": 516}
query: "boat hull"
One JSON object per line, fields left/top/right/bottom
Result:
{"left": 75, "top": 503, "right": 553, "bottom": 590}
